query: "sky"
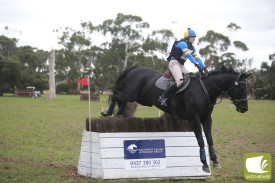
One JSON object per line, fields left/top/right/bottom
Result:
{"left": 1, "top": 0, "right": 275, "bottom": 71}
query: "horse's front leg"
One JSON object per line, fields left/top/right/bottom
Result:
{"left": 191, "top": 115, "right": 210, "bottom": 173}
{"left": 202, "top": 115, "right": 222, "bottom": 169}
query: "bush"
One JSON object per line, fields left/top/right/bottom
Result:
{"left": 56, "top": 83, "right": 69, "bottom": 94}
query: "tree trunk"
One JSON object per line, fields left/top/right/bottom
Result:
{"left": 77, "top": 54, "right": 82, "bottom": 92}
{"left": 151, "top": 55, "right": 155, "bottom": 69}
{"left": 124, "top": 43, "right": 128, "bottom": 69}
{"left": 48, "top": 49, "right": 56, "bottom": 99}
{"left": 248, "top": 73, "right": 257, "bottom": 99}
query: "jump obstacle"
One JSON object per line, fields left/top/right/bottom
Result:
{"left": 77, "top": 107, "right": 211, "bottom": 180}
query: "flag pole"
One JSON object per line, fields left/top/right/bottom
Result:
{"left": 88, "top": 75, "right": 92, "bottom": 176}
{"left": 88, "top": 75, "right": 91, "bottom": 132}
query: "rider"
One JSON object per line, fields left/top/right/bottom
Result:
{"left": 158, "top": 28, "right": 208, "bottom": 107}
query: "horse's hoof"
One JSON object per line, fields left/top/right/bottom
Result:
{"left": 213, "top": 163, "right": 222, "bottom": 169}
{"left": 202, "top": 166, "right": 210, "bottom": 173}
{"left": 101, "top": 111, "right": 110, "bottom": 117}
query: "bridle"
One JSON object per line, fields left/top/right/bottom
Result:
{"left": 202, "top": 73, "right": 247, "bottom": 105}
{"left": 227, "top": 74, "right": 248, "bottom": 105}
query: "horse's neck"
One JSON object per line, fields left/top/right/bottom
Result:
{"left": 206, "top": 73, "right": 236, "bottom": 100}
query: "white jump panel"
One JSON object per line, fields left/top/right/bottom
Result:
{"left": 78, "top": 130, "right": 211, "bottom": 180}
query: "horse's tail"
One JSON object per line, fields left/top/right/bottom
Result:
{"left": 115, "top": 66, "right": 139, "bottom": 84}
{"left": 102, "top": 66, "right": 140, "bottom": 117}
{"left": 111, "top": 66, "right": 139, "bottom": 101}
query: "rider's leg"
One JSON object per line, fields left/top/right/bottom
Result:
{"left": 158, "top": 60, "right": 183, "bottom": 107}
{"left": 169, "top": 60, "right": 185, "bottom": 87}
{"left": 163, "top": 68, "right": 172, "bottom": 78}
{"left": 158, "top": 83, "right": 178, "bottom": 107}
{"left": 180, "top": 65, "right": 190, "bottom": 75}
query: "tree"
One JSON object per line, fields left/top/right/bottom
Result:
{"left": 254, "top": 54, "right": 275, "bottom": 100}
{"left": 233, "top": 41, "right": 248, "bottom": 51}
{"left": 93, "top": 13, "right": 149, "bottom": 71}
{"left": 142, "top": 29, "right": 174, "bottom": 69}
{"left": 0, "top": 35, "right": 49, "bottom": 94}
{"left": 54, "top": 14, "right": 174, "bottom": 90}
{"left": 198, "top": 30, "right": 231, "bottom": 70}
{"left": 198, "top": 23, "right": 249, "bottom": 71}
{"left": 241, "top": 58, "right": 258, "bottom": 99}
{"left": 55, "top": 26, "right": 93, "bottom": 92}
{"left": 226, "top": 22, "right": 241, "bottom": 32}
{"left": 0, "top": 35, "right": 17, "bottom": 58}
{"left": 15, "top": 46, "right": 49, "bottom": 91}
{"left": 0, "top": 55, "right": 21, "bottom": 96}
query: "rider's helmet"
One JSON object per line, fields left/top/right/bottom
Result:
{"left": 184, "top": 28, "right": 197, "bottom": 38}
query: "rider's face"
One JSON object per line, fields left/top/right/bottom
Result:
{"left": 188, "top": 37, "right": 195, "bottom": 44}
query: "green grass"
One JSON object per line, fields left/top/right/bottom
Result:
{"left": 0, "top": 94, "right": 274, "bottom": 182}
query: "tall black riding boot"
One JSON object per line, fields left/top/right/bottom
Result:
{"left": 101, "top": 100, "right": 116, "bottom": 116}
{"left": 158, "top": 83, "right": 178, "bottom": 107}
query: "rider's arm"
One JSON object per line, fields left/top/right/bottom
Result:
{"left": 176, "top": 42, "right": 205, "bottom": 68}
{"left": 192, "top": 46, "right": 205, "bottom": 68}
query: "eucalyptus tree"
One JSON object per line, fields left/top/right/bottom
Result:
{"left": 142, "top": 29, "right": 175, "bottom": 69}
{"left": 93, "top": 13, "right": 150, "bottom": 71}
{"left": 198, "top": 30, "right": 231, "bottom": 70}
{"left": 198, "top": 23, "right": 249, "bottom": 70}
{"left": 55, "top": 26, "right": 93, "bottom": 91}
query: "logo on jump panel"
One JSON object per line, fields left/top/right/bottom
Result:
{"left": 244, "top": 153, "right": 271, "bottom": 181}
{"left": 127, "top": 144, "right": 138, "bottom": 154}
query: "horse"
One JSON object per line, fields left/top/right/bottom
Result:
{"left": 101, "top": 65, "right": 250, "bottom": 173}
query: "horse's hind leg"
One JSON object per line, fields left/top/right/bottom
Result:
{"left": 117, "top": 100, "right": 127, "bottom": 115}
{"left": 101, "top": 98, "right": 116, "bottom": 116}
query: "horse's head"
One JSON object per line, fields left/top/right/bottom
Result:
{"left": 227, "top": 72, "right": 251, "bottom": 113}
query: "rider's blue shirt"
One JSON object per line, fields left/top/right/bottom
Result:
{"left": 175, "top": 41, "right": 205, "bottom": 68}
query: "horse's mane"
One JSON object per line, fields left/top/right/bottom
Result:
{"left": 208, "top": 65, "right": 238, "bottom": 76}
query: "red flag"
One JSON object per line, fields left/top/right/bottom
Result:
{"left": 77, "top": 77, "right": 89, "bottom": 86}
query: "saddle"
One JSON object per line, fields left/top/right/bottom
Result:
{"left": 155, "top": 73, "right": 191, "bottom": 94}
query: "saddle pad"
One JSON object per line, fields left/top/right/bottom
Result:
{"left": 155, "top": 75, "right": 190, "bottom": 94}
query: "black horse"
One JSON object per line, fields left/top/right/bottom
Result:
{"left": 102, "top": 65, "right": 250, "bottom": 172}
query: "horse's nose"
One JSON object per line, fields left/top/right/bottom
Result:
{"left": 241, "top": 107, "right": 248, "bottom": 113}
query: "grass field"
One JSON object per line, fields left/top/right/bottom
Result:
{"left": 0, "top": 94, "right": 274, "bottom": 183}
